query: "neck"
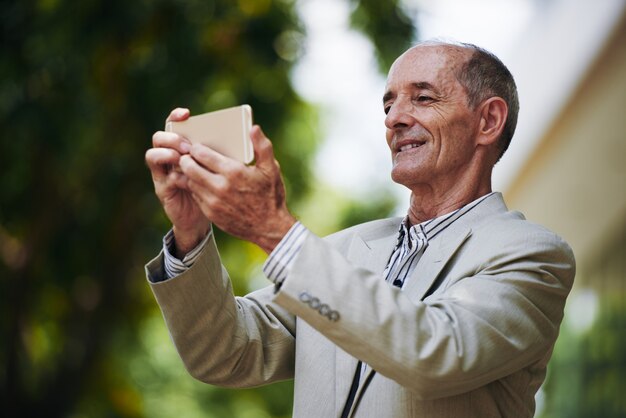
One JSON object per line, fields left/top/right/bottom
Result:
{"left": 406, "top": 176, "right": 492, "bottom": 225}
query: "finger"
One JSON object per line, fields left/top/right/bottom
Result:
{"left": 163, "top": 169, "right": 192, "bottom": 192}
{"left": 189, "top": 143, "right": 240, "bottom": 174}
{"left": 145, "top": 148, "right": 181, "bottom": 182}
{"left": 179, "top": 154, "right": 226, "bottom": 192}
{"left": 187, "top": 179, "right": 220, "bottom": 204}
{"left": 188, "top": 187, "right": 218, "bottom": 220}
{"left": 165, "top": 107, "right": 190, "bottom": 123}
{"left": 152, "top": 131, "right": 191, "bottom": 155}
{"left": 250, "top": 125, "right": 276, "bottom": 166}
{"left": 153, "top": 166, "right": 188, "bottom": 200}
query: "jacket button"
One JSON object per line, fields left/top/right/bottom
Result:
{"left": 328, "top": 310, "right": 340, "bottom": 322}
{"left": 318, "top": 304, "right": 330, "bottom": 316}
{"left": 309, "top": 297, "right": 320, "bottom": 309}
{"left": 299, "top": 292, "right": 311, "bottom": 303}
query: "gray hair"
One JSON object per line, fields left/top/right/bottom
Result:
{"left": 418, "top": 40, "right": 520, "bottom": 161}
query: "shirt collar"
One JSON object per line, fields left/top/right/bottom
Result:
{"left": 398, "top": 192, "right": 496, "bottom": 241}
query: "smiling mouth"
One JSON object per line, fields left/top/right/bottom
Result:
{"left": 397, "top": 142, "right": 425, "bottom": 152}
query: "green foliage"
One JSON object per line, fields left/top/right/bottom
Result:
{"left": 349, "top": 0, "right": 416, "bottom": 72}
{"left": 0, "top": 0, "right": 414, "bottom": 417}
{"left": 337, "top": 190, "right": 398, "bottom": 231}
{"left": 540, "top": 292, "right": 626, "bottom": 418}
{"left": 0, "top": 0, "right": 311, "bottom": 416}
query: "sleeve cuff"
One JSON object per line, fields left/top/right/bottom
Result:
{"left": 262, "top": 222, "right": 309, "bottom": 289}
{"left": 161, "top": 227, "right": 213, "bottom": 281}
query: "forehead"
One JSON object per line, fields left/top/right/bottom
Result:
{"left": 386, "top": 45, "right": 470, "bottom": 91}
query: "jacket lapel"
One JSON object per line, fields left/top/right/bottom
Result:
{"left": 346, "top": 220, "right": 400, "bottom": 274}
{"left": 403, "top": 192, "right": 508, "bottom": 303}
{"left": 347, "top": 367, "right": 376, "bottom": 417}
{"left": 402, "top": 227, "right": 472, "bottom": 303}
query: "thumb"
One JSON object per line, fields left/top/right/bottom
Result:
{"left": 250, "top": 125, "right": 276, "bottom": 166}
{"left": 166, "top": 107, "right": 190, "bottom": 123}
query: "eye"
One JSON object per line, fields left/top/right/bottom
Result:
{"left": 416, "top": 95, "right": 433, "bottom": 102}
{"left": 383, "top": 104, "right": 392, "bottom": 115}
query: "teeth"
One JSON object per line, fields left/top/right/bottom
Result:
{"left": 399, "top": 143, "right": 422, "bottom": 152}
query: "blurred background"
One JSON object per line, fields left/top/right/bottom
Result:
{"left": 1, "top": 0, "right": 624, "bottom": 416}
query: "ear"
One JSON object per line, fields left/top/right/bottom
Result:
{"left": 476, "top": 97, "right": 508, "bottom": 147}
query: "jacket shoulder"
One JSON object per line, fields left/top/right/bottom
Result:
{"left": 479, "top": 210, "right": 571, "bottom": 249}
{"left": 470, "top": 210, "right": 575, "bottom": 275}
{"left": 323, "top": 217, "right": 402, "bottom": 248}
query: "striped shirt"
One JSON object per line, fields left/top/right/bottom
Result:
{"left": 162, "top": 228, "right": 211, "bottom": 280}
{"left": 383, "top": 191, "right": 495, "bottom": 289}
{"left": 262, "top": 222, "right": 309, "bottom": 289}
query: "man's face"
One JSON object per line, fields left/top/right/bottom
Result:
{"left": 383, "top": 45, "right": 482, "bottom": 190}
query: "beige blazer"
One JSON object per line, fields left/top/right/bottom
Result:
{"left": 147, "top": 193, "right": 575, "bottom": 417}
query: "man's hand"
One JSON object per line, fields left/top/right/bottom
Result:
{"left": 145, "top": 108, "right": 211, "bottom": 258}
{"left": 179, "top": 125, "right": 296, "bottom": 254}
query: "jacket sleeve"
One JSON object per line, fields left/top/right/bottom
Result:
{"left": 146, "top": 233, "right": 296, "bottom": 388}
{"left": 272, "top": 226, "right": 575, "bottom": 399}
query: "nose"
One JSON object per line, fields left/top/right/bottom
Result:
{"left": 384, "top": 98, "right": 415, "bottom": 131}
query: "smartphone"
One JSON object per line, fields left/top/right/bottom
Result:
{"left": 166, "top": 105, "right": 254, "bottom": 164}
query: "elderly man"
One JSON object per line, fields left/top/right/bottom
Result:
{"left": 145, "top": 41, "right": 575, "bottom": 417}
